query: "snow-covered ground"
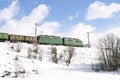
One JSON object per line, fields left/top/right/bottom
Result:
{"left": 0, "top": 42, "right": 120, "bottom": 80}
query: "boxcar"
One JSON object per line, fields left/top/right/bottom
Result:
{"left": 30, "top": 36, "right": 36, "bottom": 43}
{"left": 0, "top": 32, "right": 9, "bottom": 41}
{"left": 38, "top": 35, "right": 63, "bottom": 45}
{"left": 24, "top": 36, "right": 36, "bottom": 43}
{"left": 9, "top": 34, "right": 25, "bottom": 42}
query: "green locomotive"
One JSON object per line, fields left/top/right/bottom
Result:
{"left": 37, "top": 35, "right": 83, "bottom": 47}
{"left": 37, "top": 35, "right": 63, "bottom": 45}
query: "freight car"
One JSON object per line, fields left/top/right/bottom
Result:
{"left": 9, "top": 34, "right": 25, "bottom": 42}
{"left": 0, "top": 32, "right": 9, "bottom": 41}
{"left": 37, "top": 35, "right": 63, "bottom": 45}
{"left": 9, "top": 34, "right": 36, "bottom": 43}
{"left": 24, "top": 36, "right": 36, "bottom": 43}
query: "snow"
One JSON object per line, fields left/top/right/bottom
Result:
{"left": 0, "top": 42, "right": 120, "bottom": 80}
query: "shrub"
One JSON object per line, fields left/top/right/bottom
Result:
{"left": 51, "top": 46, "right": 58, "bottom": 63}
{"left": 32, "top": 43, "right": 38, "bottom": 53}
{"left": 14, "top": 55, "right": 25, "bottom": 78}
{"left": 38, "top": 47, "right": 43, "bottom": 61}
{"left": 64, "top": 46, "right": 75, "bottom": 66}
{"left": 10, "top": 43, "right": 14, "bottom": 49}
{"left": 1, "top": 70, "right": 11, "bottom": 77}
{"left": 27, "top": 43, "right": 38, "bottom": 59}
{"left": 27, "top": 48, "right": 32, "bottom": 59}
{"left": 16, "top": 42, "right": 22, "bottom": 53}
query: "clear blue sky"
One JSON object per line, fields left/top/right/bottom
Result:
{"left": 0, "top": 0, "right": 120, "bottom": 34}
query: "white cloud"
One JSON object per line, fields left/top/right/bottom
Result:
{"left": 0, "top": 0, "right": 19, "bottom": 21}
{"left": 61, "top": 23, "right": 96, "bottom": 44}
{"left": 64, "top": 23, "right": 120, "bottom": 45}
{"left": 0, "top": 0, "right": 60, "bottom": 36}
{"left": 106, "top": 27, "right": 120, "bottom": 37}
{"left": 20, "top": 4, "right": 49, "bottom": 24}
{"left": 86, "top": 1, "right": 120, "bottom": 20}
{"left": 68, "top": 12, "right": 80, "bottom": 20}
{"left": 38, "top": 21, "right": 60, "bottom": 35}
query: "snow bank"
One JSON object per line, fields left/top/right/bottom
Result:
{"left": 0, "top": 42, "right": 120, "bottom": 80}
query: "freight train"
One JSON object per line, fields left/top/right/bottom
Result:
{"left": 0, "top": 32, "right": 83, "bottom": 47}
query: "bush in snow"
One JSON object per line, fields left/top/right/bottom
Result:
{"left": 28, "top": 44, "right": 43, "bottom": 60}
{"left": 10, "top": 43, "right": 14, "bottom": 49}
{"left": 14, "top": 55, "right": 25, "bottom": 78}
{"left": 32, "top": 43, "right": 39, "bottom": 59}
{"left": 15, "top": 42, "right": 22, "bottom": 53}
{"left": 27, "top": 48, "right": 32, "bottom": 59}
{"left": 27, "top": 48, "right": 37, "bottom": 59}
{"left": 38, "top": 47, "right": 43, "bottom": 61}
{"left": 96, "top": 33, "right": 120, "bottom": 71}
{"left": 32, "top": 43, "right": 38, "bottom": 53}
{"left": 64, "top": 46, "right": 75, "bottom": 66}
{"left": 10, "top": 43, "right": 22, "bottom": 52}
{"left": 32, "top": 69, "right": 39, "bottom": 74}
{"left": 1, "top": 70, "right": 11, "bottom": 77}
{"left": 27, "top": 43, "right": 38, "bottom": 59}
{"left": 51, "top": 46, "right": 58, "bottom": 64}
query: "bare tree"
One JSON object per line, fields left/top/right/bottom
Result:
{"left": 64, "top": 46, "right": 75, "bottom": 66}
{"left": 96, "top": 33, "right": 120, "bottom": 71}
{"left": 51, "top": 46, "right": 58, "bottom": 63}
